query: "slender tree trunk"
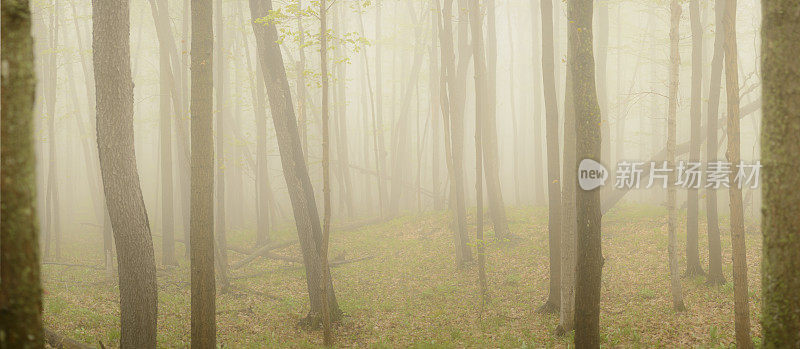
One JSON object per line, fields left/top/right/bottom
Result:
{"left": 557, "top": 48, "right": 577, "bottom": 335}
{"left": 539, "top": 0, "right": 562, "bottom": 314}
{"left": 468, "top": 0, "right": 488, "bottom": 309}
{"left": 667, "top": 0, "right": 687, "bottom": 312}
{"left": 723, "top": 1, "right": 752, "bottom": 346}
{"left": 430, "top": 11, "right": 443, "bottom": 210}
{"left": 374, "top": 0, "right": 388, "bottom": 211}
{"left": 159, "top": 13, "right": 176, "bottom": 267}
{"left": 214, "top": 0, "right": 230, "bottom": 294}
{"left": 685, "top": 0, "right": 705, "bottom": 277}
{"left": 249, "top": 0, "right": 341, "bottom": 323}
{"left": 596, "top": 0, "right": 609, "bottom": 170}
{"left": 705, "top": 0, "right": 726, "bottom": 286}
{"left": 761, "top": 1, "right": 800, "bottom": 346}
{"left": 45, "top": 2, "right": 61, "bottom": 260}
{"left": 0, "top": 1, "right": 44, "bottom": 345}
{"left": 296, "top": 0, "right": 308, "bottom": 163}
{"left": 334, "top": 4, "right": 354, "bottom": 219}
{"left": 530, "top": 0, "right": 545, "bottom": 205}
{"left": 319, "top": 0, "right": 334, "bottom": 343}
{"left": 190, "top": 0, "right": 216, "bottom": 344}
{"left": 92, "top": 0, "right": 158, "bottom": 346}
{"left": 482, "top": 0, "right": 511, "bottom": 240}
{"left": 507, "top": 5, "right": 520, "bottom": 207}
{"left": 570, "top": 0, "right": 603, "bottom": 346}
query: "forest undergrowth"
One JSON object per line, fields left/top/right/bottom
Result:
{"left": 42, "top": 204, "right": 762, "bottom": 347}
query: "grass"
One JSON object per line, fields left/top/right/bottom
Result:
{"left": 42, "top": 204, "right": 762, "bottom": 347}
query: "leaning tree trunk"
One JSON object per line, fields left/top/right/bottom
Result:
{"left": 685, "top": 0, "right": 705, "bottom": 277}
{"left": 92, "top": 0, "right": 158, "bottom": 346}
{"left": 761, "top": 0, "right": 800, "bottom": 346}
{"left": 570, "top": 0, "right": 603, "bottom": 346}
{"left": 190, "top": 0, "right": 217, "bottom": 345}
{"left": 723, "top": 0, "right": 752, "bottom": 346}
{"left": 1, "top": 0, "right": 44, "bottom": 345}
{"left": 249, "top": 0, "right": 341, "bottom": 324}
{"left": 538, "top": 0, "right": 563, "bottom": 314}
{"left": 705, "top": 0, "right": 726, "bottom": 286}
{"left": 666, "top": 0, "right": 686, "bottom": 312}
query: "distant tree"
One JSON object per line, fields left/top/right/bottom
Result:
{"left": 44, "top": 1, "right": 61, "bottom": 260}
{"left": 685, "top": 0, "right": 705, "bottom": 277}
{"left": 0, "top": 0, "right": 44, "bottom": 346}
{"left": 214, "top": 0, "right": 230, "bottom": 293}
{"left": 92, "top": 0, "right": 158, "bottom": 346}
{"left": 666, "top": 0, "right": 686, "bottom": 312}
{"left": 761, "top": 0, "right": 800, "bottom": 346}
{"left": 158, "top": 1, "right": 176, "bottom": 267}
{"left": 538, "top": 0, "right": 563, "bottom": 314}
{"left": 249, "top": 0, "right": 341, "bottom": 324}
{"left": 529, "top": 0, "right": 544, "bottom": 205}
{"left": 320, "top": 0, "right": 334, "bottom": 344}
{"left": 723, "top": 0, "right": 752, "bottom": 346}
{"left": 570, "top": 0, "right": 604, "bottom": 346}
{"left": 190, "top": 0, "right": 217, "bottom": 345}
{"left": 705, "top": 0, "right": 726, "bottom": 285}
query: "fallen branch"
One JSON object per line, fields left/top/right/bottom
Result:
{"left": 44, "top": 328, "right": 94, "bottom": 349}
{"left": 230, "top": 240, "right": 298, "bottom": 270}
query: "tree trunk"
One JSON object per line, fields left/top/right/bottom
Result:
{"left": 761, "top": 1, "right": 800, "bottom": 345}
{"left": 723, "top": 0, "right": 752, "bottom": 346}
{"left": 468, "top": 0, "right": 488, "bottom": 309}
{"left": 530, "top": 0, "right": 545, "bottom": 206}
{"left": 705, "top": 0, "right": 726, "bottom": 286}
{"left": 685, "top": 0, "right": 705, "bottom": 277}
{"left": 570, "top": 0, "right": 603, "bottom": 346}
{"left": 248, "top": 0, "right": 341, "bottom": 324}
{"left": 596, "top": 0, "right": 610, "bottom": 170}
{"left": 506, "top": 4, "right": 520, "bottom": 207}
{"left": 190, "top": 0, "right": 217, "bottom": 345}
{"left": 319, "top": 0, "right": 334, "bottom": 343}
{"left": 557, "top": 47, "right": 577, "bottom": 335}
{"left": 0, "top": 0, "right": 44, "bottom": 345}
{"left": 538, "top": 0, "right": 562, "bottom": 314}
{"left": 374, "top": 0, "right": 388, "bottom": 211}
{"left": 296, "top": 0, "right": 308, "bottom": 163}
{"left": 45, "top": 3, "right": 61, "bottom": 260}
{"left": 214, "top": 0, "right": 230, "bottom": 294}
{"left": 333, "top": 4, "right": 354, "bottom": 219}
{"left": 482, "top": 0, "right": 511, "bottom": 240}
{"left": 92, "top": 0, "right": 158, "bottom": 346}
{"left": 159, "top": 12, "right": 176, "bottom": 267}
{"left": 667, "top": 0, "right": 687, "bottom": 312}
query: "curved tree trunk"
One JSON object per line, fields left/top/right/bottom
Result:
{"left": 0, "top": 1, "right": 44, "bottom": 345}
{"left": 761, "top": 1, "right": 800, "bottom": 345}
{"left": 92, "top": 0, "right": 158, "bottom": 346}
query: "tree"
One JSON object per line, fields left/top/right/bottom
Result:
{"left": 685, "top": 0, "right": 705, "bottom": 277}
{"left": 158, "top": 1, "right": 176, "bottom": 267}
{"left": 92, "top": 0, "right": 158, "bottom": 346}
{"left": 320, "top": 0, "right": 334, "bottom": 344}
{"left": 557, "top": 48, "right": 577, "bottom": 335}
{"left": 43, "top": 0, "right": 61, "bottom": 260}
{"left": 529, "top": 0, "right": 544, "bottom": 205}
{"left": 723, "top": 0, "right": 752, "bottom": 346}
{"left": 705, "top": 0, "right": 726, "bottom": 285}
{"left": 666, "top": 0, "right": 686, "bottom": 312}
{"left": 468, "top": 0, "right": 488, "bottom": 309}
{"left": 761, "top": 0, "right": 800, "bottom": 345}
{"left": 249, "top": 0, "right": 341, "bottom": 324}
{"left": 0, "top": 0, "right": 44, "bottom": 346}
{"left": 214, "top": 0, "right": 230, "bottom": 293}
{"left": 190, "top": 0, "right": 216, "bottom": 345}
{"left": 539, "top": 0, "right": 562, "bottom": 314}
{"left": 570, "top": 0, "right": 603, "bottom": 346}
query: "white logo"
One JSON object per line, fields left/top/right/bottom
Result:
{"left": 578, "top": 159, "right": 608, "bottom": 191}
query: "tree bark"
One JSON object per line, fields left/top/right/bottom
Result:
{"left": 248, "top": 0, "right": 341, "bottom": 323}
{"left": 685, "top": 0, "right": 705, "bottom": 277}
{"left": 92, "top": 0, "right": 158, "bottom": 346}
{"left": 190, "top": 0, "right": 217, "bottom": 345}
{"left": 761, "top": 0, "right": 800, "bottom": 346}
{"left": 723, "top": 0, "right": 752, "bottom": 346}
{"left": 1, "top": 0, "right": 44, "bottom": 345}
{"left": 570, "top": 0, "right": 603, "bottom": 346}
{"left": 667, "top": 0, "right": 687, "bottom": 312}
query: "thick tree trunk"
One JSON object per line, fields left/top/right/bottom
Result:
{"left": 249, "top": 0, "right": 341, "bottom": 323}
{"left": 667, "top": 0, "right": 687, "bottom": 312}
{"left": 539, "top": 0, "right": 562, "bottom": 314}
{"left": 570, "top": 0, "right": 603, "bottom": 346}
{"left": 723, "top": 1, "right": 752, "bottom": 346}
{"left": 705, "top": 0, "right": 726, "bottom": 286}
{"left": 190, "top": 0, "right": 217, "bottom": 345}
{"left": 685, "top": 0, "right": 705, "bottom": 277}
{"left": 92, "top": 0, "right": 158, "bottom": 346}
{"left": 468, "top": 0, "right": 488, "bottom": 309}
{"left": 761, "top": 1, "right": 800, "bottom": 346}
{"left": 0, "top": 1, "right": 44, "bottom": 345}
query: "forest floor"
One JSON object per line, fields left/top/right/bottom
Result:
{"left": 42, "top": 204, "right": 763, "bottom": 348}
